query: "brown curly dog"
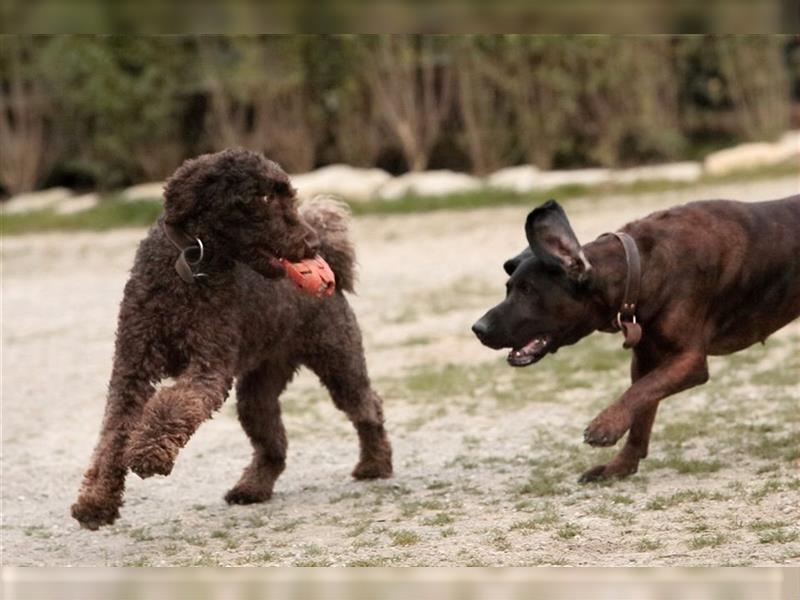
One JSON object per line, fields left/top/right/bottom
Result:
{"left": 71, "top": 149, "right": 393, "bottom": 530}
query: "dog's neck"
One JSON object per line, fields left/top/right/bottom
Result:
{"left": 157, "top": 217, "right": 237, "bottom": 285}
{"left": 584, "top": 234, "right": 638, "bottom": 332}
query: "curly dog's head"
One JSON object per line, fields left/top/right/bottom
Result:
{"left": 163, "top": 149, "right": 319, "bottom": 277}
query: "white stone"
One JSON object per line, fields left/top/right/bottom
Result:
{"left": 775, "top": 130, "right": 800, "bottom": 161}
{"left": 612, "top": 162, "right": 702, "bottom": 185}
{"left": 122, "top": 182, "right": 165, "bottom": 202}
{"left": 291, "top": 165, "right": 392, "bottom": 202}
{"left": 486, "top": 165, "right": 540, "bottom": 193}
{"left": 704, "top": 139, "right": 798, "bottom": 176}
{"left": 2, "top": 187, "right": 73, "bottom": 214}
{"left": 535, "top": 168, "right": 613, "bottom": 189}
{"left": 377, "top": 170, "right": 483, "bottom": 201}
{"left": 55, "top": 193, "right": 99, "bottom": 215}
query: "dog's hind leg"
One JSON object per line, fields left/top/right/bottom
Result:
{"left": 72, "top": 367, "right": 155, "bottom": 529}
{"left": 225, "top": 363, "right": 295, "bottom": 505}
{"left": 303, "top": 308, "right": 393, "bottom": 480}
{"left": 124, "top": 360, "right": 234, "bottom": 479}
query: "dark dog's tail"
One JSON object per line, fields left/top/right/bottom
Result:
{"left": 299, "top": 196, "right": 356, "bottom": 293}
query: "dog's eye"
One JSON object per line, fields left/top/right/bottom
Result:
{"left": 517, "top": 282, "right": 536, "bottom": 296}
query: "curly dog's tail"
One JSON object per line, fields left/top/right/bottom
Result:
{"left": 300, "top": 196, "right": 356, "bottom": 293}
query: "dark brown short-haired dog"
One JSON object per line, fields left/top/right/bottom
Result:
{"left": 72, "top": 149, "right": 392, "bottom": 530}
{"left": 473, "top": 196, "right": 800, "bottom": 482}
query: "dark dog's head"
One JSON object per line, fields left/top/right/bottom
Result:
{"left": 472, "top": 199, "right": 599, "bottom": 366}
{"left": 163, "top": 149, "right": 319, "bottom": 277}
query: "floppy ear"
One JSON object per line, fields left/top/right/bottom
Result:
{"left": 525, "top": 199, "right": 591, "bottom": 281}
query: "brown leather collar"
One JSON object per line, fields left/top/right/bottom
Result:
{"left": 162, "top": 222, "right": 208, "bottom": 284}
{"left": 603, "top": 231, "right": 642, "bottom": 349}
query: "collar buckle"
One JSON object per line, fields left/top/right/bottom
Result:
{"left": 603, "top": 231, "right": 642, "bottom": 349}
{"left": 163, "top": 223, "right": 208, "bottom": 284}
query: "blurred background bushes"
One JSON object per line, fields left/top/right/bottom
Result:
{"left": 1, "top": 35, "right": 797, "bottom": 196}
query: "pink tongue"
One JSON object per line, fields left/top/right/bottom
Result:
{"left": 521, "top": 338, "right": 541, "bottom": 352}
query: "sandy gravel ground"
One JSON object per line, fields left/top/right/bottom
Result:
{"left": 3, "top": 177, "right": 799, "bottom": 566}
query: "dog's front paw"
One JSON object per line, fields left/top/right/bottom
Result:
{"left": 578, "top": 458, "right": 639, "bottom": 484}
{"left": 352, "top": 456, "right": 393, "bottom": 480}
{"left": 71, "top": 495, "right": 121, "bottom": 530}
{"left": 224, "top": 485, "right": 273, "bottom": 505}
{"left": 583, "top": 404, "right": 632, "bottom": 447}
{"left": 124, "top": 437, "right": 179, "bottom": 479}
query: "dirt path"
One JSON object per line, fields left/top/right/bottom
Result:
{"left": 3, "top": 177, "right": 799, "bottom": 566}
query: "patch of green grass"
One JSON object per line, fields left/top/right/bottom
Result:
{"left": 659, "top": 416, "right": 713, "bottom": 446}
{"left": 747, "top": 432, "right": 800, "bottom": 462}
{"left": 181, "top": 535, "right": 206, "bottom": 546}
{"left": 390, "top": 530, "right": 421, "bottom": 546}
{"left": 294, "top": 558, "right": 333, "bottom": 567}
{"left": 426, "top": 481, "right": 451, "bottom": 491}
{"left": 609, "top": 494, "right": 634, "bottom": 505}
{"left": 120, "top": 556, "right": 151, "bottom": 567}
{"left": 400, "top": 335, "right": 433, "bottom": 347}
{"left": 2, "top": 197, "right": 162, "bottom": 235}
{"left": 180, "top": 552, "right": 219, "bottom": 567}
{"left": 636, "top": 538, "right": 663, "bottom": 552}
{"left": 346, "top": 522, "right": 372, "bottom": 538}
{"left": 129, "top": 527, "right": 155, "bottom": 542}
{"left": 555, "top": 523, "right": 581, "bottom": 540}
{"left": 348, "top": 557, "right": 392, "bottom": 567}
{"left": 687, "top": 522, "right": 711, "bottom": 534}
{"left": 348, "top": 160, "right": 799, "bottom": 217}
{"left": 514, "top": 472, "right": 568, "bottom": 497}
{"left": 22, "top": 525, "right": 51, "bottom": 539}
{"left": 489, "top": 529, "right": 512, "bottom": 551}
{"left": 329, "top": 490, "right": 362, "bottom": 504}
{"left": 509, "top": 509, "right": 559, "bottom": 532}
{"left": 647, "top": 456, "right": 725, "bottom": 475}
{"left": 400, "top": 499, "right": 445, "bottom": 518}
{"left": 757, "top": 529, "right": 799, "bottom": 544}
{"left": 249, "top": 551, "right": 276, "bottom": 564}
{"left": 272, "top": 518, "right": 304, "bottom": 533}
{"left": 6, "top": 161, "right": 798, "bottom": 236}
{"left": 350, "top": 187, "right": 566, "bottom": 217}
{"left": 210, "top": 529, "right": 229, "bottom": 540}
{"left": 689, "top": 533, "right": 727, "bottom": 550}
{"left": 750, "top": 479, "right": 786, "bottom": 501}
{"left": 302, "top": 544, "right": 325, "bottom": 557}
{"left": 246, "top": 514, "right": 267, "bottom": 528}
{"left": 422, "top": 512, "right": 455, "bottom": 526}
{"left": 588, "top": 503, "right": 636, "bottom": 525}
{"left": 646, "top": 489, "right": 727, "bottom": 510}
{"left": 402, "top": 362, "right": 491, "bottom": 400}
{"left": 749, "top": 519, "right": 789, "bottom": 531}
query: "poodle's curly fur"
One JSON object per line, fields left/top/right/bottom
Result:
{"left": 71, "top": 149, "right": 393, "bottom": 530}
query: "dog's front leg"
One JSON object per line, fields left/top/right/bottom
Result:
{"left": 582, "top": 349, "right": 708, "bottom": 461}
{"left": 124, "top": 364, "right": 234, "bottom": 479}
{"left": 71, "top": 370, "right": 155, "bottom": 529}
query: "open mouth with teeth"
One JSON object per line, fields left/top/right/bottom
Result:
{"left": 507, "top": 335, "right": 552, "bottom": 367}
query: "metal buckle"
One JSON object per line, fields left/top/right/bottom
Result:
{"left": 178, "top": 237, "right": 208, "bottom": 282}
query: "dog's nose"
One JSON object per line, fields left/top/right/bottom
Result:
{"left": 471, "top": 319, "right": 489, "bottom": 341}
